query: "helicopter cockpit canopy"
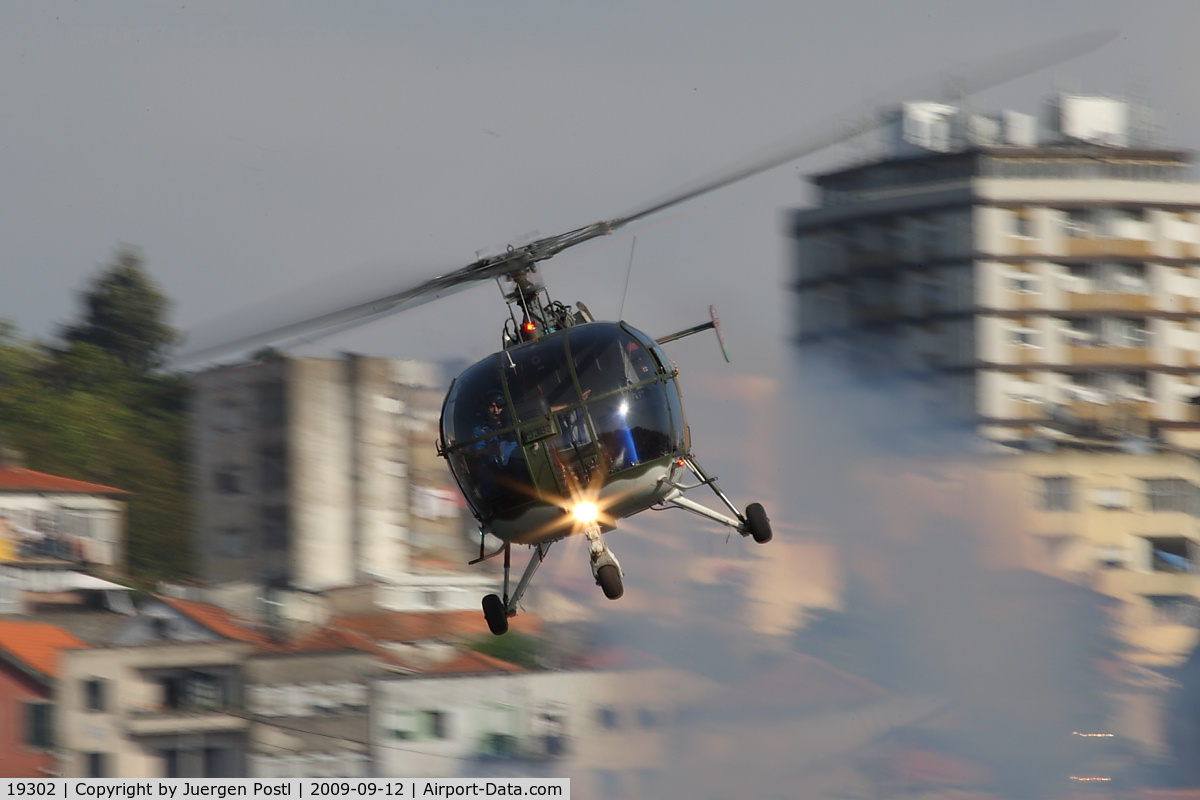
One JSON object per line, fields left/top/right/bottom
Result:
{"left": 440, "top": 322, "right": 689, "bottom": 526}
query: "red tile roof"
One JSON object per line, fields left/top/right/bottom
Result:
{"left": 331, "top": 609, "right": 542, "bottom": 643}
{"left": 0, "top": 466, "right": 127, "bottom": 495}
{"left": 418, "top": 648, "right": 525, "bottom": 675}
{"left": 157, "top": 596, "right": 269, "bottom": 645}
{"left": 261, "top": 626, "right": 414, "bottom": 671}
{"left": 0, "top": 619, "right": 89, "bottom": 680}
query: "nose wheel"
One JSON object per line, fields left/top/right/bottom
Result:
{"left": 585, "top": 524, "right": 624, "bottom": 600}
{"left": 596, "top": 564, "right": 624, "bottom": 600}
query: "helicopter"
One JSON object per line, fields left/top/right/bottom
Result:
{"left": 175, "top": 31, "right": 1114, "bottom": 635}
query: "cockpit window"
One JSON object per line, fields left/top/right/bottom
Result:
{"left": 569, "top": 324, "right": 658, "bottom": 400}
{"left": 503, "top": 334, "right": 575, "bottom": 422}
{"left": 588, "top": 384, "right": 674, "bottom": 474}
{"left": 443, "top": 355, "right": 506, "bottom": 446}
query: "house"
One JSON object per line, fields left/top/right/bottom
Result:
{"left": 371, "top": 649, "right": 716, "bottom": 789}
{"left": 0, "top": 462, "right": 129, "bottom": 614}
{"left": 245, "top": 626, "right": 409, "bottom": 778}
{"left": 56, "top": 595, "right": 267, "bottom": 778}
{"left": 0, "top": 619, "right": 88, "bottom": 777}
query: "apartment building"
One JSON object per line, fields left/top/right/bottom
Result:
{"left": 792, "top": 93, "right": 1200, "bottom": 761}
{"left": 793, "top": 94, "right": 1200, "bottom": 443}
{"left": 190, "top": 355, "right": 471, "bottom": 592}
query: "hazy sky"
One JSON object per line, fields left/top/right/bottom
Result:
{"left": 2, "top": 1, "right": 1198, "bottom": 378}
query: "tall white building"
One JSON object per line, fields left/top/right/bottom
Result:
{"left": 793, "top": 94, "right": 1200, "bottom": 445}
{"left": 190, "top": 354, "right": 469, "bottom": 592}
{"left": 792, "top": 95, "right": 1200, "bottom": 754}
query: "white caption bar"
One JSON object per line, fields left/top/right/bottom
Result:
{"left": 0, "top": 780, "right": 569, "bottom": 800}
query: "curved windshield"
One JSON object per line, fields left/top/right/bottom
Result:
{"left": 442, "top": 355, "right": 508, "bottom": 447}
{"left": 503, "top": 334, "right": 575, "bottom": 422}
{"left": 588, "top": 383, "right": 674, "bottom": 474}
{"left": 442, "top": 354, "right": 527, "bottom": 519}
{"left": 569, "top": 324, "right": 659, "bottom": 400}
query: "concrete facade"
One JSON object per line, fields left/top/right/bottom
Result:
{"left": 792, "top": 112, "right": 1200, "bottom": 443}
{"left": 371, "top": 666, "right": 716, "bottom": 790}
{"left": 58, "top": 641, "right": 251, "bottom": 778}
{"left": 191, "top": 355, "right": 469, "bottom": 592}
{"left": 244, "top": 647, "right": 381, "bottom": 778}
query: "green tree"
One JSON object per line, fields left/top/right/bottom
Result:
{"left": 0, "top": 251, "right": 192, "bottom": 583}
{"left": 63, "top": 248, "right": 178, "bottom": 372}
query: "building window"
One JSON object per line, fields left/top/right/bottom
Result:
{"left": 204, "top": 747, "right": 235, "bottom": 778}
{"left": 424, "top": 710, "right": 447, "bottom": 739}
{"left": 260, "top": 445, "right": 287, "bottom": 492}
{"left": 214, "top": 403, "right": 245, "bottom": 432}
{"left": 219, "top": 527, "right": 248, "bottom": 558}
{"left": 1145, "top": 537, "right": 1196, "bottom": 574}
{"left": 86, "top": 752, "right": 107, "bottom": 778}
{"left": 1040, "top": 476, "right": 1074, "bottom": 512}
{"left": 1063, "top": 210, "right": 1093, "bottom": 238}
{"left": 1144, "top": 479, "right": 1200, "bottom": 516}
{"left": 596, "top": 707, "right": 620, "bottom": 729}
{"left": 1096, "top": 262, "right": 1148, "bottom": 294}
{"left": 1011, "top": 327, "right": 1040, "bottom": 348}
{"left": 25, "top": 702, "right": 52, "bottom": 748}
{"left": 84, "top": 678, "right": 106, "bottom": 712}
{"left": 1008, "top": 273, "right": 1039, "bottom": 293}
{"left": 214, "top": 468, "right": 242, "bottom": 494}
{"left": 257, "top": 382, "right": 286, "bottom": 428}
{"left": 1011, "top": 213, "right": 1033, "bottom": 238}
{"left": 262, "top": 506, "right": 289, "bottom": 550}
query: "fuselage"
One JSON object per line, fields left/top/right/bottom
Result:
{"left": 439, "top": 321, "right": 690, "bottom": 544}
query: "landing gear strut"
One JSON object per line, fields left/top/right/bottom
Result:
{"left": 660, "top": 454, "right": 774, "bottom": 544}
{"left": 584, "top": 523, "right": 623, "bottom": 600}
{"left": 481, "top": 540, "right": 550, "bottom": 636}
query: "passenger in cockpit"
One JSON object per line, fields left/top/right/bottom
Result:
{"left": 473, "top": 391, "right": 517, "bottom": 467}
{"left": 472, "top": 391, "right": 525, "bottom": 511}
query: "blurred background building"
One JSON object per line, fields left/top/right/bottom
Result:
{"left": 792, "top": 92, "right": 1200, "bottom": 765}
{"left": 190, "top": 355, "right": 492, "bottom": 617}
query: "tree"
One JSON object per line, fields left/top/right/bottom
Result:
{"left": 63, "top": 248, "right": 178, "bottom": 372}
{"left": 0, "top": 252, "right": 194, "bottom": 583}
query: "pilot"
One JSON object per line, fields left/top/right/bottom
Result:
{"left": 472, "top": 391, "right": 520, "bottom": 509}
{"left": 473, "top": 391, "right": 517, "bottom": 468}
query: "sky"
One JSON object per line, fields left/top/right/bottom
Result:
{"left": 4, "top": 1, "right": 1199, "bottom": 382}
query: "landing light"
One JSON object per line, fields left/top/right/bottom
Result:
{"left": 572, "top": 501, "right": 600, "bottom": 524}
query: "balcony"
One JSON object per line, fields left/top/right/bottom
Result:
{"left": 1063, "top": 238, "right": 1153, "bottom": 258}
{"left": 1064, "top": 293, "right": 1154, "bottom": 312}
{"left": 1066, "top": 346, "right": 1154, "bottom": 366}
{"left": 125, "top": 707, "right": 248, "bottom": 737}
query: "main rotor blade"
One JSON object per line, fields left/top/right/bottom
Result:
{"left": 610, "top": 29, "right": 1117, "bottom": 228}
{"left": 174, "top": 220, "right": 617, "bottom": 368}
{"left": 175, "top": 29, "right": 1114, "bottom": 369}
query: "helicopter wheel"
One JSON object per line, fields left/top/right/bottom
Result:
{"left": 597, "top": 564, "right": 624, "bottom": 600}
{"left": 482, "top": 593, "right": 509, "bottom": 636}
{"left": 745, "top": 503, "right": 772, "bottom": 544}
